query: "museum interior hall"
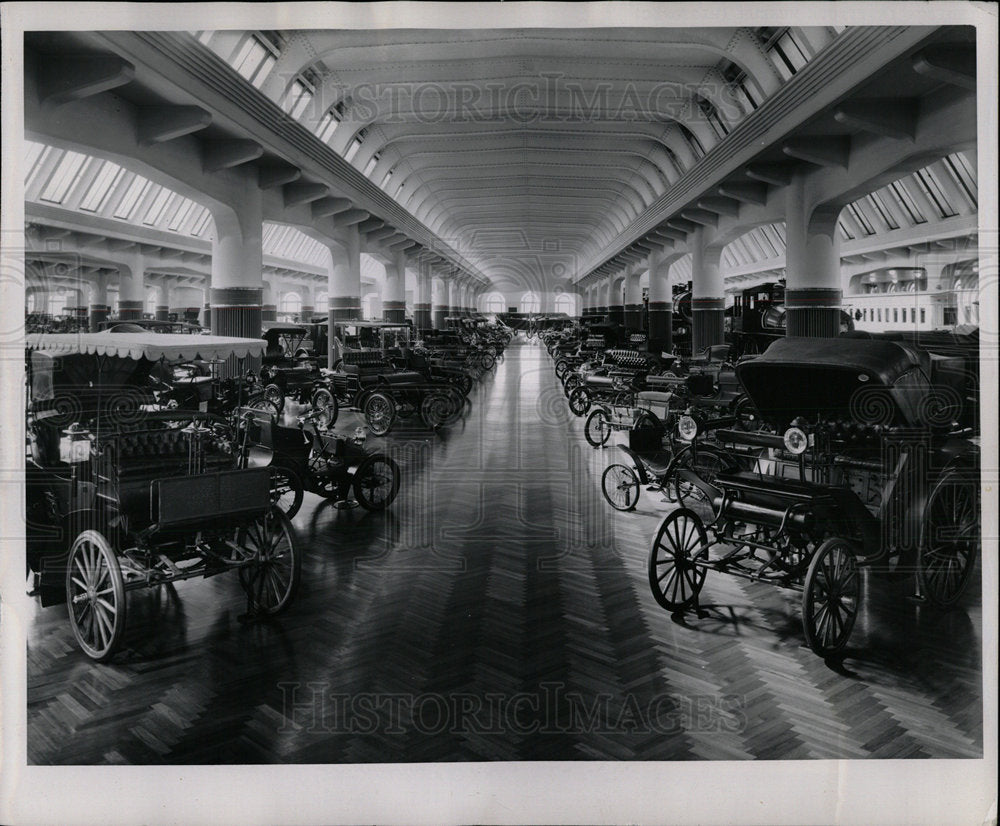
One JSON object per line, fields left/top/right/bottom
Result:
{"left": 15, "top": 21, "right": 989, "bottom": 768}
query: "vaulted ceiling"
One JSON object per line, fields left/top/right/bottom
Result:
{"left": 205, "top": 26, "right": 838, "bottom": 291}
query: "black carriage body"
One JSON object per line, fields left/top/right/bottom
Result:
{"left": 729, "top": 337, "right": 977, "bottom": 561}
{"left": 25, "top": 334, "right": 280, "bottom": 617}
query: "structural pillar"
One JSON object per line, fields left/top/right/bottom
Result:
{"left": 691, "top": 225, "right": 725, "bottom": 352}
{"left": 785, "top": 173, "right": 843, "bottom": 337}
{"left": 89, "top": 271, "right": 110, "bottom": 332}
{"left": 327, "top": 225, "right": 362, "bottom": 322}
{"left": 299, "top": 284, "right": 314, "bottom": 322}
{"left": 447, "top": 278, "right": 462, "bottom": 320}
{"left": 155, "top": 279, "right": 171, "bottom": 321}
{"left": 623, "top": 266, "right": 643, "bottom": 332}
{"left": 607, "top": 276, "right": 625, "bottom": 327}
{"left": 647, "top": 251, "right": 673, "bottom": 353}
{"left": 210, "top": 192, "right": 264, "bottom": 375}
{"left": 414, "top": 257, "right": 432, "bottom": 330}
{"left": 383, "top": 250, "right": 407, "bottom": 322}
{"left": 171, "top": 285, "right": 206, "bottom": 324}
{"left": 261, "top": 280, "right": 277, "bottom": 322}
{"left": 432, "top": 276, "right": 448, "bottom": 329}
{"left": 115, "top": 250, "right": 146, "bottom": 321}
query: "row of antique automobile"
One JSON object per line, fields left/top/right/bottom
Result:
{"left": 24, "top": 316, "right": 512, "bottom": 660}
{"left": 540, "top": 319, "right": 981, "bottom": 659}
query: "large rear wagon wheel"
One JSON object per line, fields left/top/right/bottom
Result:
{"left": 918, "top": 472, "right": 979, "bottom": 608}
{"left": 237, "top": 508, "right": 300, "bottom": 614}
{"left": 648, "top": 509, "right": 708, "bottom": 612}
{"left": 66, "top": 530, "right": 127, "bottom": 662}
{"left": 601, "top": 463, "right": 640, "bottom": 511}
{"left": 353, "top": 454, "right": 401, "bottom": 511}
{"left": 802, "top": 538, "right": 860, "bottom": 658}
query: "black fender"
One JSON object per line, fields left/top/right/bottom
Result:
{"left": 616, "top": 445, "right": 650, "bottom": 485}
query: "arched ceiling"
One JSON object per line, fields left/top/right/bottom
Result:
{"left": 201, "top": 26, "right": 836, "bottom": 289}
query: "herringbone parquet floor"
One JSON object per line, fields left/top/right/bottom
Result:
{"left": 24, "top": 342, "right": 983, "bottom": 764}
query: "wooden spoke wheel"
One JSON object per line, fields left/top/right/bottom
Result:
{"left": 237, "top": 508, "right": 300, "bottom": 614}
{"left": 269, "top": 464, "right": 304, "bottom": 519}
{"left": 554, "top": 359, "right": 570, "bottom": 380}
{"left": 584, "top": 408, "right": 611, "bottom": 447}
{"left": 353, "top": 454, "right": 401, "bottom": 511}
{"left": 802, "top": 537, "right": 860, "bottom": 657}
{"left": 66, "top": 530, "right": 127, "bottom": 662}
{"left": 310, "top": 387, "right": 339, "bottom": 429}
{"left": 601, "top": 463, "right": 640, "bottom": 511}
{"left": 562, "top": 373, "right": 582, "bottom": 395}
{"left": 648, "top": 508, "right": 709, "bottom": 612}
{"left": 479, "top": 350, "right": 496, "bottom": 370}
{"left": 568, "top": 386, "right": 591, "bottom": 416}
{"left": 263, "top": 383, "right": 286, "bottom": 414}
{"left": 364, "top": 391, "right": 397, "bottom": 436}
{"left": 246, "top": 392, "right": 281, "bottom": 419}
{"left": 918, "top": 472, "right": 979, "bottom": 608}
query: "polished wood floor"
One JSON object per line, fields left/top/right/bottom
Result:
{"left": 24, "top": 342, "right": 983, "bottom": 763}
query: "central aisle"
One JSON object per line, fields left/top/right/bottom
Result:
{"left": 26, "top": 341, "right": 982, "bottom": 764}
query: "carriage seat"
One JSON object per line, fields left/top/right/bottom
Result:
{"left": 636, "top": 390, "right": 674, "bottom": 407}
{"left": 604, "top": 349, "right": 648, "bottom": 370}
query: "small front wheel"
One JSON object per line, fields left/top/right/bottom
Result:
{"left": 648, "top": 508, "right": 708, "bottom": 612}
{"left": 310, "top": 387, "right": 339, "bottom": 429}
{"left": 584, "top": 408, "right": 611, "bottom": 447}
{"left": 263, "top": 383, "right": 286, "bottom": 414}
{"left": 364, "top": 392, "right": 397, "bottom": 436}
{"left": 801, "top": 537, "right": 860, "bottom": 657}
{"left": 568, "top": 386, "right": 591, "bottom": 417}
{"left": 601, "top": 463, "right": 640, "bottom": 511}
{"left": 353, "top": 454, "right": 401, "bottom": 511}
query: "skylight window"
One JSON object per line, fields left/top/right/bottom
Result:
{"left": 114, "top": 175, "right": 151, "bottom": 219}
{"left": 914, "top": 168, "right": 957, "bottom": 218}
{"left": 142, "top": 187, "right": 173, "bottom": 225}
{"left": 39, "top": 150, "right": 87, "bottom": 203}
{"left": 344, "top": 129, "right": 368, "bottom": 163}
{"left": 232, "top": 34, "right": 276, "bottom": 88}
{"left": 887, "top": 180, "right": 926, "bottom": 225}
{"left": 846, "top": 202, "right": 875, "bottom": 236}
{"left": 364, "top": 151, "right": 381, "bottom": 177}
{"left": 283, "top": 78, "right": 314, "bottom": 120}
{"left": 79, "top": 161, "right": 125, "bottom": 212}
{"left": 942, "top": 152, "right": 977, "bottom": 208}
{"left": 867, "top": 191, "right": 899, "bottom": 231}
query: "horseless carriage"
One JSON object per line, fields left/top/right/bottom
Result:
{"left": 323, "top": 321, "right": 467, "bottom": 434}
{"left": 235, "top": 406, "right": 401, "bottom": 517}
{"left": 564, "top": 347, "right": 658, "bottom": 416}
{"left": 258, "top": 322, "right": 333, "bottom": 418}
{"left": 25, "top": 332, "right": 301, "bottom": 662}
{"left": 646, "top": 337, "right": 979, "bottom": 658}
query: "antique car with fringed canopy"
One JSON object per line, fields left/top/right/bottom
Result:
{"left": 648, "top": 337, "right": 978, "bottom": 658}
{"left": 25, "top": 332, "right": 301, "bottom": 662}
